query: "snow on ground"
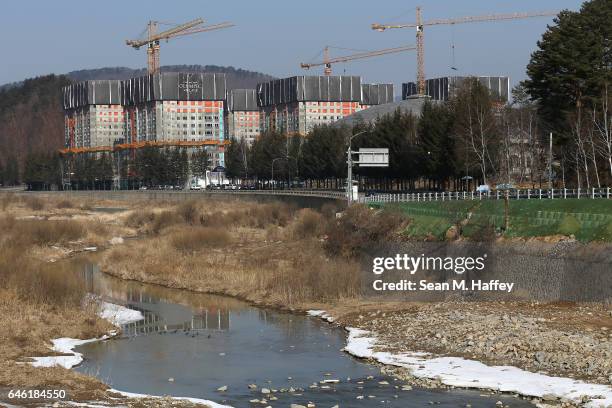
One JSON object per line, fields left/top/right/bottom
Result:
{"left": 109, "top": 389, "right": 232, "bottom": 408}
{"left": 306, "top": 309, "right": 335, "bottom": 322}
{"left": 306, "top": 310, "right": 612, "bottom": 408}
{"left": 344, "top": 327, "right": 612, "bottom": 408}
{"left": 31, "top": 302, "right": 143, "bottom": 369}
{"left": 31, "top": 336, "right": 110, "bottom": 369}
{"left": 99, "top": 301, "right": 144, "bottom": 326}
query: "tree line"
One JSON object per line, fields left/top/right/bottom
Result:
{"left": 18, "top": 147, "right": 210, "bottom": 190}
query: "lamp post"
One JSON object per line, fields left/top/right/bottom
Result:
{"left": 347, "top": 130, "right": 367, "bottom": 205}
{"left": 271, "top": 157, "right": 284, "bottom": 191}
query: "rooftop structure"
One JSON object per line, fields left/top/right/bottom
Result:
{"left": 62, "top": 80, "right": 124, "bottom": 149}
{"left": 225, "top": 89, "right": 260, "bottom": 146}
{"left": 402, "top": 76, "right": 510, "bottom": 103}
{"left": 256, "top": 76, "right": 394, "bottom": 135}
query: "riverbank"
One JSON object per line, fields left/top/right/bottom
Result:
{"left": 96, "top": 197, "right": 611, "bottom": 406}
{"left": 0, "top": 194, "right": 219, "bottom": 407}
{"left": 2, "top": 194, "right": 610, "bottom": 407}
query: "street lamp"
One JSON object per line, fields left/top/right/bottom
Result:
{"left": 271, "top": 157, "right": 284, "bottom": 191}
{"left": 346, "top": 130, "right": 367, "bottom": 204}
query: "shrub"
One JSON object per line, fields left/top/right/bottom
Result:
{"left": 558, "top": 214, "right": 581, "bottom": 237}
{"left": 24, "top": 196, "right": 44, "bottom": 211}
{"left": 325, "top": 204, "right": 407, "bottom": 257}
{"left": 14, "top": 220, "right": 86, "bottom": 245}
{"left": 56, "top": 199, "right": 74, "bottom": 209}
{"left": 125, "top": 209, "right": 155, "bottom": 228}
{"left": 177, "top": 200, "right": 200, "bottom": 225}
{"left": 150, "top": 211, "right": 182, "bottom": 234}
{"left": 169, "top": 226, "right": 232, "bottom": 252}
{"left": 290, "top": 208, "right": 326, "bottom": 239}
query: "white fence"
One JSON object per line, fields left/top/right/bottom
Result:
{"left": 362, "top": 188, "right": 612, "bottom": 204}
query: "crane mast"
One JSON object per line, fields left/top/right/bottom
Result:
{"left": 372, "top": 8, "right": 557, "bottom": 96}
{"left": 126, "top": 18, "right": 234, "bottom": 74}
{"left": 301, "top": 45, "right": 416, "bottom": 76}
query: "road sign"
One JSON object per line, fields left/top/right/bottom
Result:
{"left": 358, "top": 148, "right": 389, "bottom": 167}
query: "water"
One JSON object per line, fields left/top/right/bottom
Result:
{"left": 73, "top": 259, "right": 533, "bottom": 407}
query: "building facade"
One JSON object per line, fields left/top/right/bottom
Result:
{"left": 62, "top": 73, "right": 228, "bottom": 167}
{"left": 402, "top": 76, "right": 510, "bottom": 103}
{"left": 62, "top": 80, "right": 125, "bottom": 149}
{"left": 225, "top": 89, "right": 260, "bottom": 146}
{"left": 256, "top": 76, "right": 394, "bottom": 135}
{"left": 121, "top": 72, "right": 227, "bottom": 145}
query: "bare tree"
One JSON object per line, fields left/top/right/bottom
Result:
{"left": 593, "top": 84, "right": 612, "bottom": 180}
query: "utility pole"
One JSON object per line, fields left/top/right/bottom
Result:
{"left": 346, "top": 131, "right": 367, "bottom": 205}
{"left": 347, "top": 144, "right": 353, "bottom": 205}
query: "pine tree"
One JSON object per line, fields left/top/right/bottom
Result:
{"left": 525, "top": 0, "right": 612, "bottom": 135}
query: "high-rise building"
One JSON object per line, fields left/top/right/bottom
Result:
{"left": 225, "top": 89, "right": 260, "bottom": 146}
{"left": 121, "top": 72, "right": 227, "bottom": 144}
{"left": 62, "top": 80, "right": 124, "bottom": 149}
{"left": 402, "top": 76, "right": 510, "bottom": 103}
{"left": 63, "top": 73, "right": 228, "bottom": 167}
{"left": 256, "top": 76, "right": 394, "bottom": 135}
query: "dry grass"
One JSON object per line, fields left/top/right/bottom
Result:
{"left": 104, "top": 200, "right": 363, "bottom": 306}
{"left": 1, "top": 192, "right": 17, "bottom": 211}
{"left": 56, "top": 199, "right": 75, "bottom": 209}
{"left": 23, "top": 195, "right": 45, "bottom": 211}
{"left": 169, "top": 226, "right": 232, "bottom": 252}
{"left": 8, "top": 219, "right": 86, "bottom": 246}
{"left": 289, "top": 208, "right": 326, "bottom": 239}
{"left": 325, "top": 204, "right": 408, "bottom": 257}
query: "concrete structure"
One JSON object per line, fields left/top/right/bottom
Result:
{"left": 62, "top": 80, "right": 125, "bottom": 149}
{"left": 62, "top": 73, "right": 228, "bottom": 167}
{"left": 225, "top": 89, "right": 260, "bottom": 146}
{"left": 403, "top": 76, "right": 510, "bottom": 103}
{"left": 256, "top": 76, "right": 394, "bottom": 135}
{"left": 121, "top": 72, "right": 227, "bottom": 144}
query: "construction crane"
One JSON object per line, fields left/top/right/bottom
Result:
{"left": 372, "top": 8, "right": 557, "bottom": 96}
{"left": 300, "top": 45, "right": 416, "bottom": 76}
{"left": 126, "top": 18, "right": 234, "bottom": 74}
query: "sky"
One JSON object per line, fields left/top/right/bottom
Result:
{"left": 0, "top": 0, "right": 584, "bottom": 91}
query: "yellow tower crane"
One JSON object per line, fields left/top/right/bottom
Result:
{"left": 300, "top": 45, "right": 417, "bottom": 76}
{"left": 372, "top": 8, "right": 557, "bottom": 96}
{"left": 126, "top": 18, "right": 235, "bottom": 75}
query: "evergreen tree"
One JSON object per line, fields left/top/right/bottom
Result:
{"left": 225, "top": 138, "right": 248, "bottom": 179}
{"left": 190, "top": 148, "right": 209, "bottom": 179}
{"left": 418, "top": 102, "right": 457, "bottom": 189}
{"left": 525, "top": 0, "right": 612, "bottom": 134}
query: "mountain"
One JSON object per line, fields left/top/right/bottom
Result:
{"left": 66, "top": 65, "right": 275, "bottom": 90}
{"left": 0, "top": 65, "right": 275, "bottom": 182}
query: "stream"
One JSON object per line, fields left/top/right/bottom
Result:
{"left": 71, "top": 257, "right": 533, "bottom": 407}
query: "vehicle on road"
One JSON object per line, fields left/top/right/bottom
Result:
{"left": 476, "top": 184, "right": 491, "bottom": 193}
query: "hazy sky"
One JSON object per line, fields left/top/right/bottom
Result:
{"left": 1, "top": 0, "right": 583, "bottom": 90}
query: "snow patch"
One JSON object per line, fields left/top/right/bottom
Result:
{"left": 99, "top": 302, "right": 143, "bottom": 326}
{"left": 344, "top": 327, "right": 612, "bottom": 408}
{"left": 307, "top": 309, "right": 334, "bottom": 322}
{"left": 31, "top": 336, "right": 110, "bottom": 369}
{"left": 109, "top": 388, "right": 232, "bottom": 408}
{"left": 30, "top": 302, "right": 142, "bottom": 369}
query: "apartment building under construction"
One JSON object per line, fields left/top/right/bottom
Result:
{"left": 225, "top": 89, "right": 260, "bottom": 146}
{"left": 62, "top": 73, "right": 228, "bottom": 166}
{"left": 256, "top": 76, "right": 394, "bottom": 135}
{"left": 62, "top": 80, "right": 125, "bottom": 149}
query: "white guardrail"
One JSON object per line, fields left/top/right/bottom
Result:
{"left": 361, "top": 188, "right": 612, "bottom": 203}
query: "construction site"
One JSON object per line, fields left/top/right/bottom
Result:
{"left": 59, "top": 8, "right": 557, "bottom": 188}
